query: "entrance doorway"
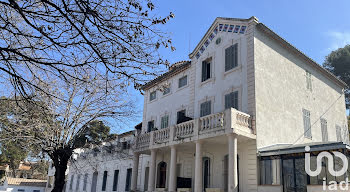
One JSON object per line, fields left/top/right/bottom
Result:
{"left": 157, "top": 162, "right": 167, "bottom": 188}
{"left": 91, "top": 171, "right": 98, "bottom": 192}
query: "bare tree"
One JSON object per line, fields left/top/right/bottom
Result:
{"left": 0, "top": 71, "right": 136, "bottom": 191}
{"left": 0, "top": 0, "right": 174, "bottom": 99}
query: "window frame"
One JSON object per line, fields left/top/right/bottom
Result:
{"left": 224, "top": 91, "right": 239, "bottom": 110}
{"left": 306, "top": 70, "right": 312, "bottom": 91}
{"left": 200, "top": 100, "right": 212, "bottom": 117}
{"left": 178, "top": 75, "right": 188, "bottom": 88}
{"left": 112, "top": 170, "right": 119, "bottom": 191}
{"left": 225, "top": 43, "right": 239, "bottom": 72}
{"left": 102, "top": 171, "right": 108, "bottom": 191}
{"left": 149, "top": 91, "right": 157, "bottom": 101}
{"left": 160, "top": 115, "right": 169, "bottom": 129}
{"left": 201, "top": 58, "right": 212, "bottom": 82}
{"left": 321, "top": 118, "right": 328, "bottom": 142}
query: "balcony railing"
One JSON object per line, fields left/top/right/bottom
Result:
{"left": 135, "top": 108, "right": 254, "bottom": 151}
{"left": 175, "top": 120, "right": 194, "bottom": 139}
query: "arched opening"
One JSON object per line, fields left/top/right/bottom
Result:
{"left": 203, "top": 157, "right": 211, "bottom": 189}
{"left": 157, "top": 161, "right": 167, "bottom": 188}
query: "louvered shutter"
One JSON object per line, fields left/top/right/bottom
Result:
{"left": 225, "top": 46, "right": 232, "bottom": 71}
{"left": 202, "top": 61, "right": 207, "bottom": 82}
{"left": 233, "top": 44, "right": 238, "bottom": 68}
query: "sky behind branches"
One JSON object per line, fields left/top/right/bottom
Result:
{"left": 107, "top": 0, "right": 350, "bottom": 133}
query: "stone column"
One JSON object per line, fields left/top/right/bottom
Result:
{"left": 194, "top": 141, "right": 203, "bottom": 192}
{"left": 148, "top": 149, "right": 157, "bottom": 191}
{"left": 131, "top": 152, "right": 140, "bottom": 191}
{"left": 228, "top": 134, "right": 238, "bottom": 192}
{"left": 169, "top": 145, "right": 177, "bottom": 192}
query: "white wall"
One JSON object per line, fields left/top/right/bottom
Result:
{"left": 253, "top": 27, "right": 348, "bottom": 149}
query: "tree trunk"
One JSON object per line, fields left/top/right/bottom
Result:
{"left": 51, "top": 148, "right": 73, "bottom": 192}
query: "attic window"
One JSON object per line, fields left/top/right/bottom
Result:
{"left": 234, "top": 25, "right": 241, "bottom": 33}
{"left": 240, "top": 26, "right": 247, "bottom": 34}
{"left": 219, "top": 24, "right": 223, "bottom": 31}
{"left": 228, "top": 25, "right": 234, "bottom": 32}
{"left": 223, "top": 24, "right": 229, "bottom": 32}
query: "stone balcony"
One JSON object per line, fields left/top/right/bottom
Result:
{"left": 135, "top": 108, "right": 256, "bottom": 152}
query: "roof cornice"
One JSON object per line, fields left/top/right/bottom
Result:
{"left": 189, "top": 16, "right": 258, "bottom": 59}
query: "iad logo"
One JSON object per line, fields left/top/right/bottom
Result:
{"left": 305, "top": 146, "right": 349, "bottom": 191}
{"left": 305, "top": 146, "right": 348, "bottom": 177}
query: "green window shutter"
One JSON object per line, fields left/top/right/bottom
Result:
{"left": 225, "top": 94, "right": 230, "bottom": 109}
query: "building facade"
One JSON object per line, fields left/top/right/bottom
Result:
{"left": 132, "top": 16, "right": 349, "bottom": 192}
{"left": 59, "top": 16, "right": 349, "bottom": 192}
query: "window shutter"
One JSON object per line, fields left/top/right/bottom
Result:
{"left": 225, "top": 47, "right": 231, "bottom": 71}
{"left": 225, "top": 94, "right": 230, "bottom": 109}
{"left": 321, "top": 118, "right": 328, "bottom": 142}
{"left": 233, "top": 91, "right": 238, "bottom": 109}
{"left": 303, "top": 110, "right": 311, "bottom": 138}
{"left": 202, "top": 61, "right": 207, "bottom": 82}
{"left": 233, "top": 44, "right": 238, "bottom": 68}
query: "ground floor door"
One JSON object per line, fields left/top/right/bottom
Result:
{"left": 282, "top": 158, "right": 307, "bottom": 192}
{"left": 91, "top": 171, "right": 98, "bottom": 192}
{"left": 125, "top": 168, "right": 132, "bottom": 191}
{"left": 144, "top": 167, "right": 149, "bottom": 191}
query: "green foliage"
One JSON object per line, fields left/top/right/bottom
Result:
{"left": 74, "top": 120, "right": 111, "bottom": 148}
{"left": 0, "top": 141, "right": 28, "bottom": 171}
{"left": 323, "top": 45, "right": 350, "bottom": 108}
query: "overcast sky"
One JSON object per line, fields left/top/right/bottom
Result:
{"left": 119, "top": 0, "right": 350, "bottom": 133}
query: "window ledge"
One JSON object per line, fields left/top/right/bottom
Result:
{"left": 200, "top": 77, "right": 215, "bottom": 87}
{"left": 224, "top": 65, "right": 242, "bottom": 76}
{"left": 149, "top": 98, "right": 158, "bottom": 104}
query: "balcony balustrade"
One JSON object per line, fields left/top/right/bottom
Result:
{"left": 135, "top": 108, "right": 254, "bottom": 151}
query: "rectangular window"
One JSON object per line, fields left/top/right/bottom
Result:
{"left": 200, "top": 101, "right": 212, "bottom": 117}
{"left": 306, "top": 70, "right": 312, "bottom": 91}
{"left": 163, "top": 87, "right": 170, "bottom": 95}
{"left": 161, "top": 115, "right": 169, "bottom": 129}
{"left": 33, "top": 190, "right": 40, "bottom": 192}
{"left": 225, "top": 43, "right": 238, "bottom": 71}
{"left": 321, "top": 118, "right": 328, "bottom": 142}
{"left": 17, "top": 190, "right": 25, "bottom": 192}
{"left": 178, "top": 76, "right": 188, "bottom": 88}
{"left": 125, "top": 168, "right": 132, "bottom": 191}
{"left": 177, "top": 109, "right": 186, "bottom": 124}
{"left": 201, "top": 59, "right": 211, "bottom": 82}
{"left": 303, "top": 109, "right": 312, "bottom": 138}
{"left": 83, "top": 174, "right": 88, "bottom": 191}
{"left": 112, "top": 170, "right": 119, "bottom": 191}
{"left": 225, "top": 91, "right": 239, "bottom": 110}
{"left": 336, "top": 125, "right": 342, "bottom": 142}
{"left": 150, "top": 91, "right": 156, "bottom": 101}
{"left": 259, "top": 159, "right": 281, "bottom": 185}
{"left": 102, "top": 171, "right": 108, "bottom": 191}
{"left": 147, "top": 120, "right": 154, "bottom": 132}
{"left": 76, "top": 174, "right": 81, "bottom": 191}
{"left": 69, "top": 174, "right": 74, "bottom": 189}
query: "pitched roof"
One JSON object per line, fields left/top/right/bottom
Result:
{"left": 256, "top": 23, "right": 347, "bottom": 88}
{"left": 7, "top": 178, "right": 47, "bottom": 187}
{"left": 141, "top": 61, "right": 191, "bottom": 90}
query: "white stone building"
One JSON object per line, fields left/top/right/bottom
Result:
{"left": 63, "top": 131, "right": 141, "bottom": 192}
{"left": 60, "top": 16, "right": 349, "bottom": 192}
{"left": 131, "top": 16, "right": 349, "bottom": 192}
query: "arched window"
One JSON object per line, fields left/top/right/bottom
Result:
{"left": 203, "top": 157, "right": 210, "bottom": 189}
{"left": 157, "top": 161, "right": 167, "bottom": 188}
